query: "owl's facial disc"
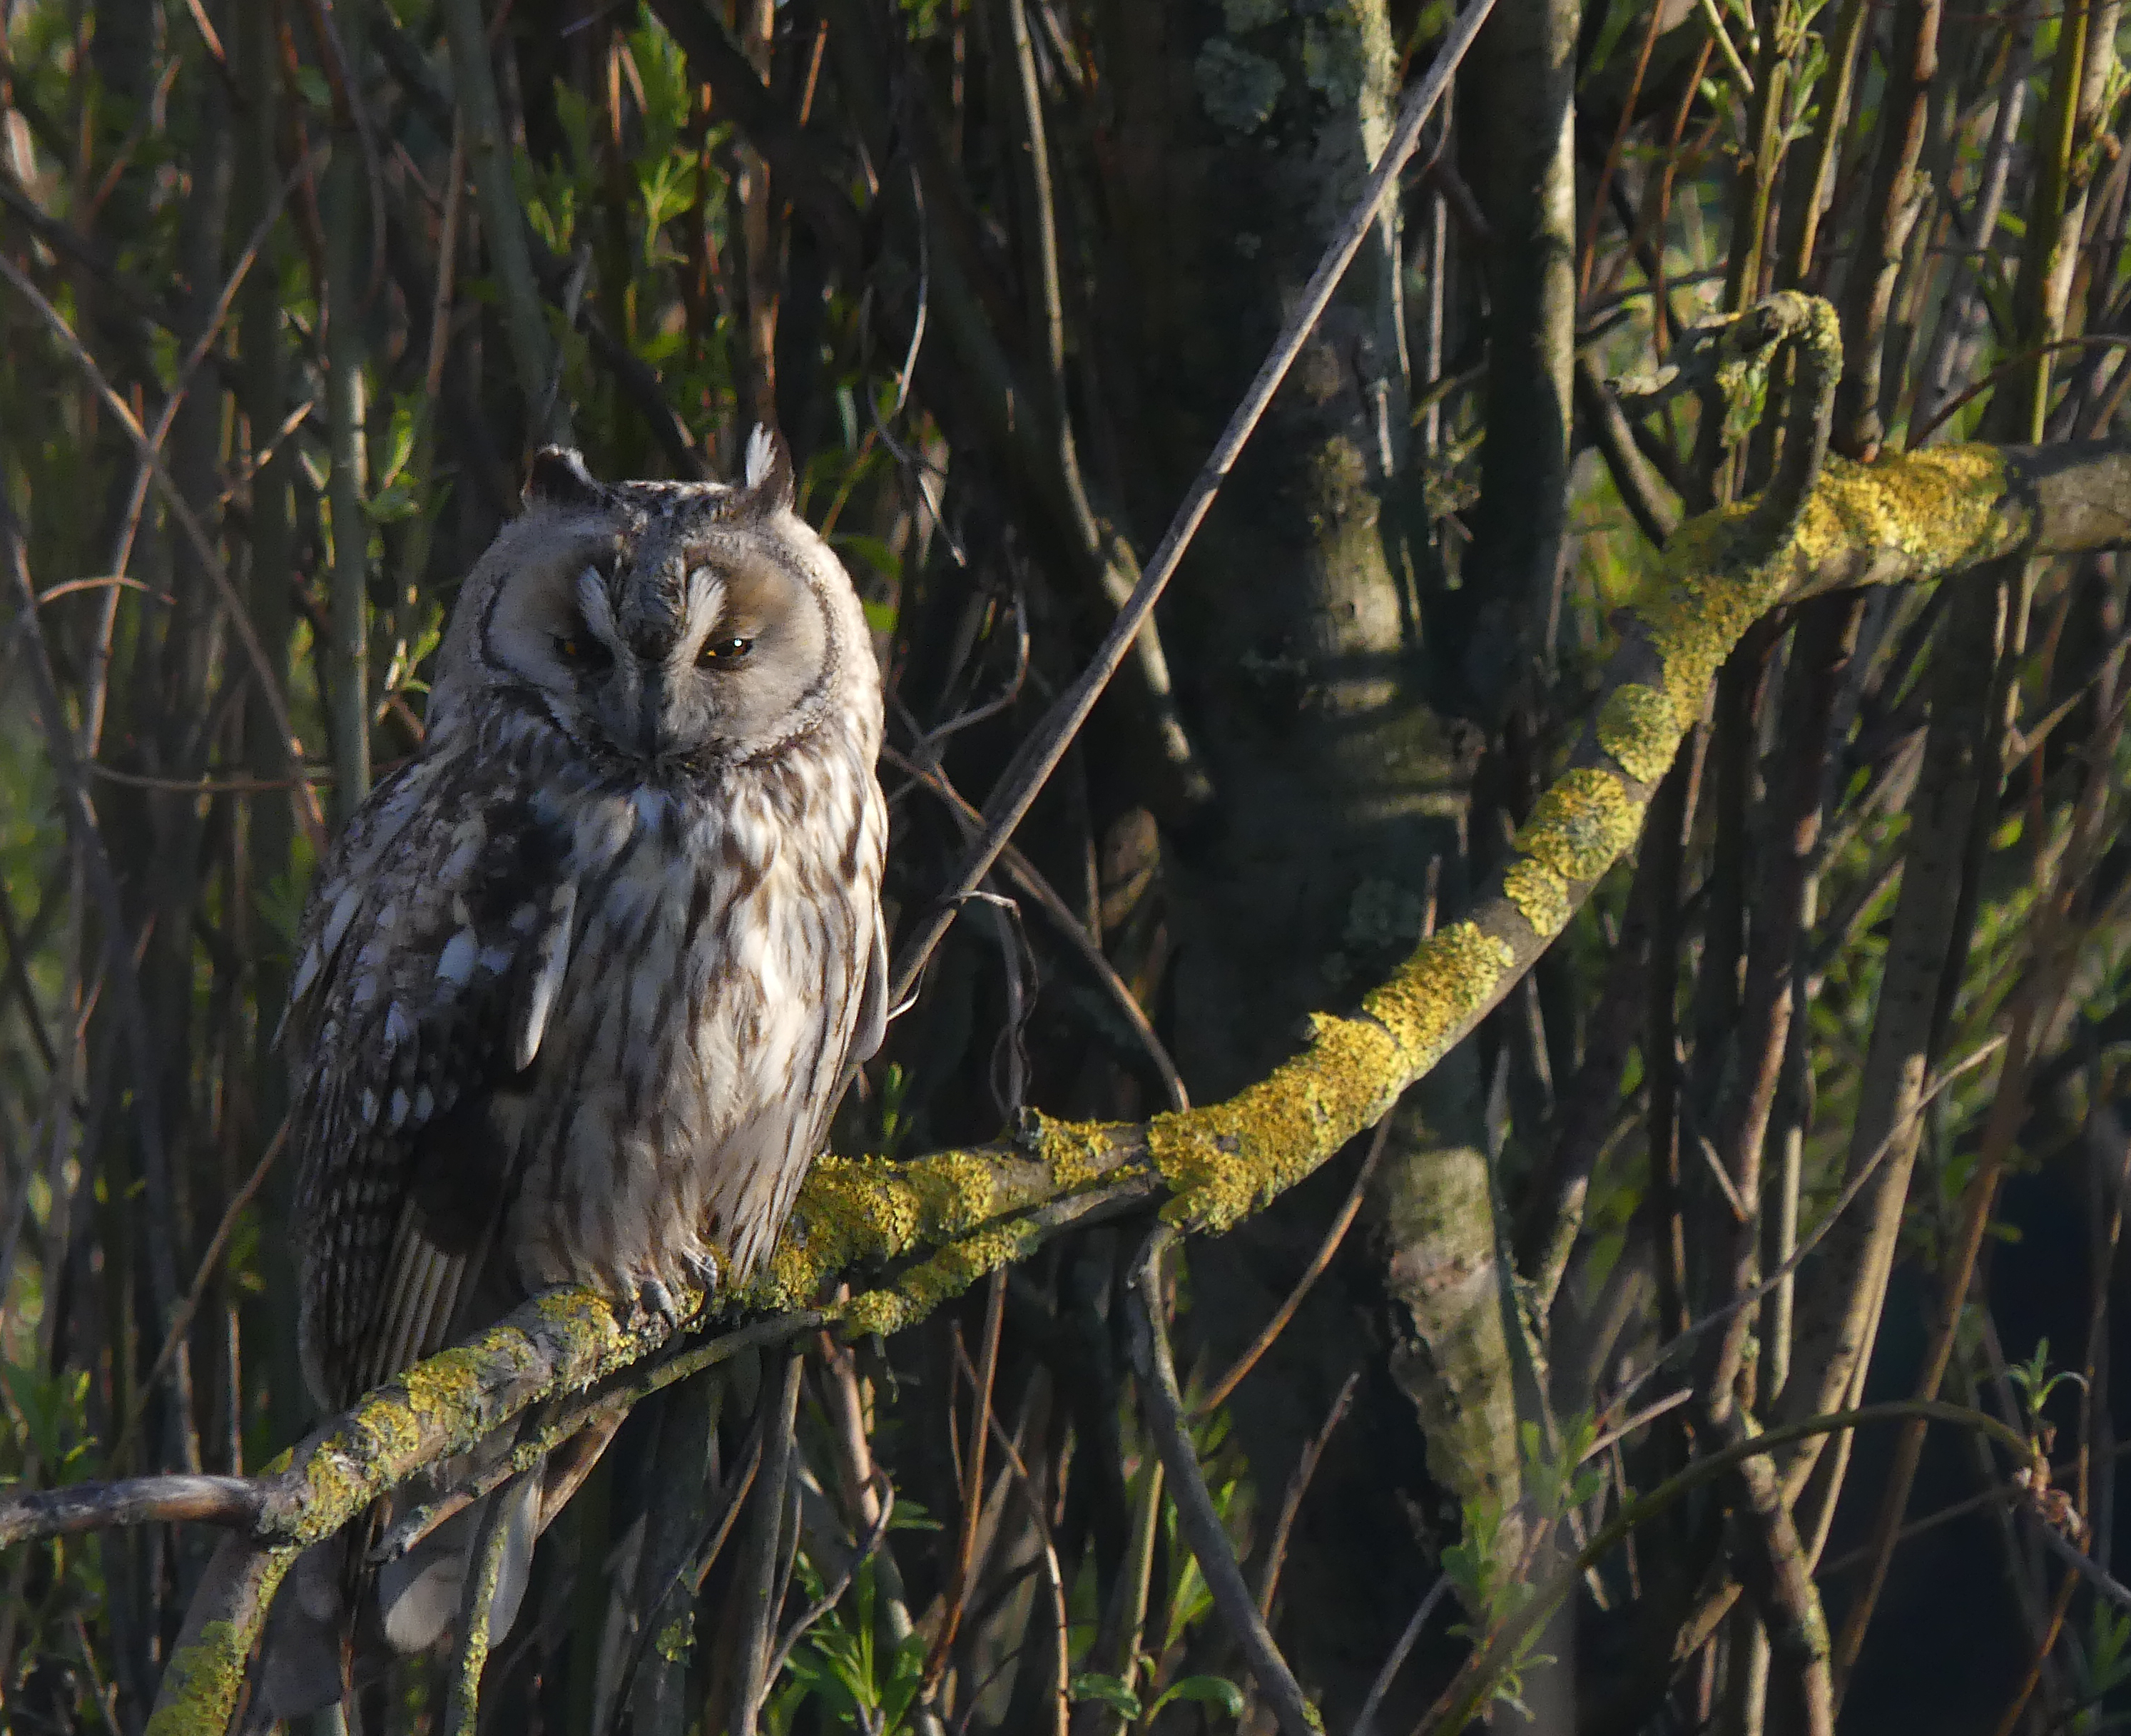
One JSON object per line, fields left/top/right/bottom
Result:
{"left": 551, "top": 542, "right": 831, "bottom": 766}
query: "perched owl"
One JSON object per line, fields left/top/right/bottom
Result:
{"left": 256, "top": 429, "right": 887, "bottom": 1716}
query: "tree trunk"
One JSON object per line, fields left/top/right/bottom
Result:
{"left": 1093, "top": 3, "right": 1521, "bottom": 1716}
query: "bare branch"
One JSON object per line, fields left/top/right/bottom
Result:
{"left": 1127, "top": 1227, "right": 1321, "bottom": 1736}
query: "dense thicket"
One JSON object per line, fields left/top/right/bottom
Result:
{"left": 4, "top": 1, "right": 2131, "bottom": 1733}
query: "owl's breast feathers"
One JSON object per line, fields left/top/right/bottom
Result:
{"left": 285, "top": 721, "right": 884, "bottom": 1408}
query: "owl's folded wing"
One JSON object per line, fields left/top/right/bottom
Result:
{"left": 285, "top": 768, "right": 577, "bottom": 1411}
{"left": 836, "top": 915, "right": 888, "bottom": 1097}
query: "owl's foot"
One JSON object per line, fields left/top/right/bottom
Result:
{"left": 631, "top": 1277, "right": 685, "bottom": 1336}
{"left": 681, "top": 1247, "right": 722, "bottom": 1296}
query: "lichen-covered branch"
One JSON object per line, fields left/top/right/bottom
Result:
{"left": 28, "top": 295, "right": 2127, "bottom": 1732}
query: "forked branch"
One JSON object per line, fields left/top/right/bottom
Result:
{"left": 12, "top": 296, "right": 2131, "bottom": 1736}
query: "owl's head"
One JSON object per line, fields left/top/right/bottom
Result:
{"left": 429, "top": 428, "right": 878, "bottom": 771}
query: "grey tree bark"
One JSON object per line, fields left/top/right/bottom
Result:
{"left": 1092, "top": 3, "right": 1521, "bottom": 1717}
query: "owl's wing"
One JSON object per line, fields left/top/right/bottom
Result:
{"left": 836, "top": 915, "right": 889, "bottom": 1095}
{"left": 286, "top": 763, "right": 577, "bottom": 1410}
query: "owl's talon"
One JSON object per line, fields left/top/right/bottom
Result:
{"left": 681, "top": 1249, "right": 722, "bottom": 1294}
{"left": 634, "top": 1278, "right": 683, "bottom": 1334}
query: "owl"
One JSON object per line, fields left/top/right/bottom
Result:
{"left": 255, "top": 429, "right": 887, "bottom": 1717}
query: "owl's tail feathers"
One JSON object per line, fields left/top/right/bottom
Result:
{"left": 248, "top": 1472, "right": 542, "bottom": 1725}
{"left": 378, "top": 1469, "right": 541, "bottom": 1655}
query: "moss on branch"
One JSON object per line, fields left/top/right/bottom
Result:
{"left": 122, "top": 294, "right": 2131, "bottom": 1730}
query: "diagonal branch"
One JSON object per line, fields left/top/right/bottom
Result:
{"left": 9, "top": 293, "right": 2126, "bottom": 1736}
{"left": 881, "top": 0, "right": 1500, "bottom": 1007}
{"left": 1127, "top": 1226, "right": 1321, "bottom": 1736}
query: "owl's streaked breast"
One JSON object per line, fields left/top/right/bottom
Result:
{"left": 499, "top": 721, "right": 885, "bottom": 1302}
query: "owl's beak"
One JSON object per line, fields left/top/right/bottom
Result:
{"left": 636, "top": 676, "right": 667, "bottom": 760}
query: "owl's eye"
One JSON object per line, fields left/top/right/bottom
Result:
{"left": 698, "top": 636, "right": 756, "bottom": 666}
{"left": 554, "top": 628, "right": 611, "bottom": 668}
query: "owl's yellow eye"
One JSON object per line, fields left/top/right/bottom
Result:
{"left": 698, "top": 636, "right": 755, "bottom": 666}
{"left": 554, "top": 630, "right": 610, "bottom": 667}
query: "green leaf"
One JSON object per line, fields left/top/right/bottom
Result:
{"left": 365, "top": 479, "right": 422, "bottom": 523}
{"left": 831, "top": 532, "right": 901, "bottom": 582}
{"left": 637, "top": 328, "right": 686, "bottom": 367}
{"left": 1150, "top": 1674, "right": 1247, "bottom": 1718}
{"left": 1068, "top": 1673, "right": 1143, "bottom": 1719}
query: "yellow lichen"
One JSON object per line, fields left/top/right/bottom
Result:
{"left": 1791, "top": 445, "right": 2015, "bottom": 576}
{"left": 145, "top": 1618, "right": 253, "bottom": 1736}
{"left": 765, "top": 1155, "right": 925, "bottom": 1306}
{"left": 1595, "top": 684, "right": 1681, "bottom": 786}
{"left": 1512, "top": 769, "right": 1642, "bottom": 886}
{"left": 1634, "top": 447, "right": 2020, "bottom": 734}
{"left": 1361, "top": 920, "right": 1515, "bottom": 1070}
{"left": 1030, "top": 1110, "right": 1126, "bottom": 1192}
{"left": 1636, "top": 557, "right": 1774, "bottom": 736}
{"left": 143, "top": 1551, "right": 297, "bottom": 1736}
{"left": 837, "top": 1219, "right": 1039, "bottom": 1337}
{"left": 904, "top": 1149, "right": 1002, "bottom": 1232}
{"left": 401, "top": 1344, "right": 502, "bottom": 1423}
{"left": 762, "top": 1147, "right": 1048, "bottom": 1311}
{"left": 1151, "top": 1012, "right": 1405, "bottom": 1230}
{"left": 1501, "top": 856, "right": 1571, "bottom": 940}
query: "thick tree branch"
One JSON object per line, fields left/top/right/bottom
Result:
{"left": 11, "top": 290, "right": 2124, "bottom": 1732}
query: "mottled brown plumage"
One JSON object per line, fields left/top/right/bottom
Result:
{"left": 258, "top": 429, "right": 885, "bottom": 1716}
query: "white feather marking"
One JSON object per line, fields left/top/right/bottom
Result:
{"left": 290, "top": 941, "right": 323, "bottom": 1002}
{"left": 512, "top": 879, "right": 578, "bottom": 1073}
{"left": 479, "top": 945, "right": 514, "bottom": 975}
{"left": 351, "top": 974, "right": 378, "bottom": 1008}
{"left": 319, "top": 883, "right": 361, "bottom": 959}
{"left": 440, "top": 835, "right": 482, "bottom": 883}
{"left": 437, "top": 928, "right": 478, "bottom": 985}
{"left": 414, "top": 1085, "right": 434, "bottom": 1122}
{"left": 744, "top": 423, "right": 775, "bottom": 487}
{"left": 389, "top": 1088, "right": 410, "bottom": 1130}
{"left": 360, "top": 1089, "right": 378, "bottom": 1126}
{"left": 383, "top": 1002, "right": 413, "bottom": 1047}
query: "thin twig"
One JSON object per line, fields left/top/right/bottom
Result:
{"left": 439, "top": 0, "right": 569, "bottom": 445}
{"left": 1914, "top": 334, "right": 2131, "bottom": 444}
{"left": 758, "top": 1471, "right": 895, "bottom": 1687}
{"left": 1989, "top": 1566, "right": 2080, "bottom": 1736}
{"left": 2029, "top": 1516, "right": 2131, "bottom": 1613}
{"left": 0, "top": 255, "right": 325, "bottom": 856}
{"left": 925, "top": 1269, "right": 1007, "bottom": 1692}
{"left": 730, "top": 1349, "right": 805, "bottom": 1736}
{"left": 885, "top": 0, "right": 1497, "bottom": 1009}
{"left": 600, "top": 1421, "right": 767, "bottom": 1732}
{"left": 1696, "top": 0, "right": 1756, "bottom": 98}
{"left": 1609, "top": 1031, "right": 2008, "bottom": 1413}
{"left": 442, "top": 1478, "right": 522, "bottom": 1735}
{"left": 116, "top": 1120, "right": 290, "bottom": 1456}
{"left": 1198, "top": 1119, "right": 1390, "bottom": 1414}
{"left": 1352, "top": 1573, "right": 1452, "bottom": 1736}
{"left": 1416, "top": 1399, "right": 2039, "bottom": 1735}
{"left": 0, "top": 878, "right": 57, "bottom": 1075}
{"left": 1127, "top": 1227, "right": 1321, "bottom": 1736}
{"left": 1256, "top": 1369, "right": 1359, "bottom": 1620}
{"left": 972, "top": 1401, "right": 1069, "bottom": 1736}
{"left": 882, "top": 744, "right": 1187, "bottom": 1111}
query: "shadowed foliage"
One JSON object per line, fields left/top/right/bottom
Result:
{"left": 5, "top": 4, "right": 2131, "bottom": 1735}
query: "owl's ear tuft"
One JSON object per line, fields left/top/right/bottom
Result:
{"left": 524, "top": 447, "right": 606, "bottom": 513}
{"left": 738, "top": 425, "right": 795, "bottom": 515}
